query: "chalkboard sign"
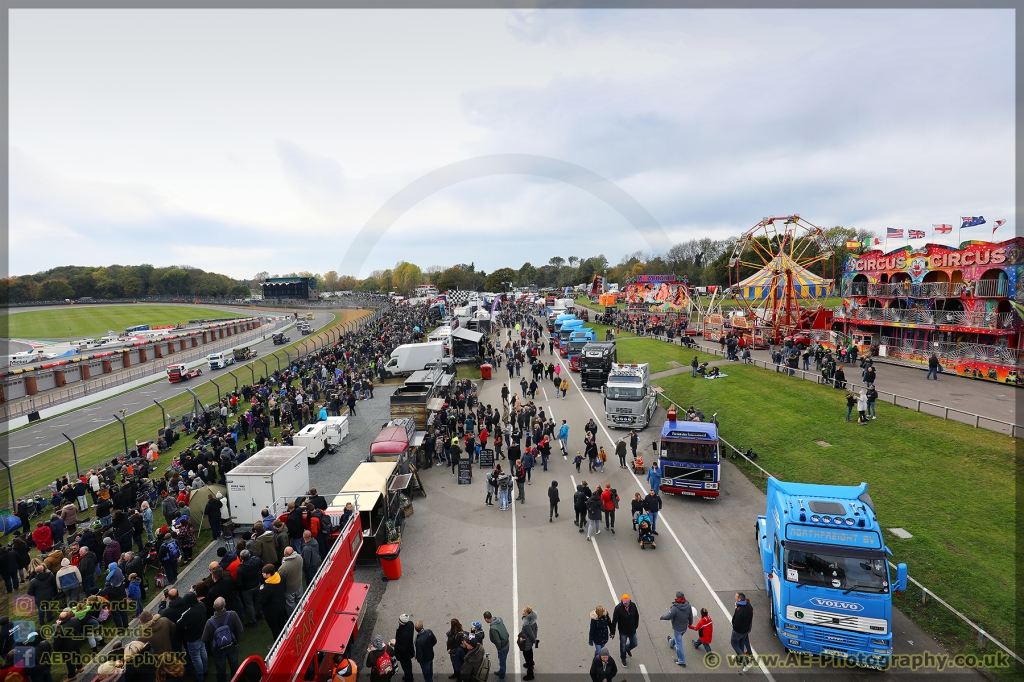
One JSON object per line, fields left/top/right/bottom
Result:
{"left": 479, "top": 449, "right": 495, "bottom": 470}
{"left": 458, "top": 459, "right": 473, "bottom": 485}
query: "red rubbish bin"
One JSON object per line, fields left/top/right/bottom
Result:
{"left": 377, "top": 543, "right": 402, "bottom": 580}
{"left": 480, "top": 363, "right": 492, "bottom": 380}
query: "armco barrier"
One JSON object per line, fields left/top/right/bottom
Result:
{"left": 652, "top": 390, "right": 1022, "bottom": 667}
{"left": 1, "top": 319, "right": 287, "bottom": 423}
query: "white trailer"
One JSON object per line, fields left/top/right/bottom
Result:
{"left": 225, "top": 446, "right": 309, "bottom": 527}
{"left": 293, "top": 422, "right": 330, "bottom": 463}
{"left": 324, "top": 416, "right": 349, "bottom": 448}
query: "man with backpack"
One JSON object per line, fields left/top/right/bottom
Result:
{"left": 202, "top": 596, "right": 243, "bottom": 682}
{"left": 365, "top": 634, "right": 396, "bottom": 682}
{"left": 158, "top": 531, "right": 181, "bottom": 584}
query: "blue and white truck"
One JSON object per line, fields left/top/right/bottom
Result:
{"left": 757, "top": 477, "right": 907, "bottom": 669}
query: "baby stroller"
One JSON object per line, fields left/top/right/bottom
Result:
{"left": 631, "top": 454, "right": 646, "bottom": 475}
{"left": 637, "top": 512, "right": 656, "bottom": 549}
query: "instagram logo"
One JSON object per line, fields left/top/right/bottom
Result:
{"left": 11, "top": 595, "right": 34, "bottom": 617}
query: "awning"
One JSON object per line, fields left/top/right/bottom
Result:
{"left": 426, "top": 397, "right": 445, "bottom": 412}
{"left": 451, "top": 327, "right": 484, "bottom": 343}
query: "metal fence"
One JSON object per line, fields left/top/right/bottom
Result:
{"left": 1, "top": 320, "right": 288, "bottom": 422}
{"left": 652, "top": 390, "right": 1022, "bottom": 666}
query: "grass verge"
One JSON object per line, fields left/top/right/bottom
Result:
{"left": 6, "top": 304, "right": 248, "bottom": 340}
{"left": 654, "top": 366, "right": 1018, "bottom": 679}
{"left": 615, "top": 337, "right": 718, "bottom": 373}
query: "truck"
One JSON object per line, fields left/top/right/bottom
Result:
{"left": 579, "top": 341, "right": 617, "bottom": 389}
{"left": 381, "top": 341, "right": 448, "bottom": 379}
{"left": 558, "top": 319, "right": 585, "bottom": 356}
{"left": 225, "top": 446, "right": 309, "bottom": 527}
{"left": 166, "top": 363, "right": 202, "bottom": 383}
{"left": 658, "top": 415, "right": 720, "bottom": 497}
{"left": 566, "top": 328, "right": 597, "bottom": 370}
{"left": 390, "top": 367, "right": 453, "bottom": 430}
{"left": 272, "top": 332, "right": 290, "bottom": 345}
{"left": 757, "top": 477, "right": 907, "bottom": 669}
{"left": 603, "top": 363, "right": 658, "bottom": 429}
{"left": 551, "top": 313, "right": 576, "bottom": 334}
{"left": 206, "top": 351, "right": 234, "bottom": 369}
{"left": 233, "top": 346, "right": 257, "bottom": 362}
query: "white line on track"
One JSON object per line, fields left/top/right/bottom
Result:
{"left": 542, "top": 387, "right": 548, "bottom": 401}
{"left": 511, "top": 496, "right": 521, "bottom": 676}
{"left": 639, "top": 663, "right": 652, "bottom": 682}
{"left": 557, "top": 354, "right": 776, "bottom": 682}
{"left": 571, "top": 474, "right": 619, "bottom": 604}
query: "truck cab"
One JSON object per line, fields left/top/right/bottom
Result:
{"left": 566, "top": 328, "right": 596, "bottom": 370}
{"left": 558, "top": 319, "right": 585, "bottom": 356}
{"left": 603, "top": 363, "right": 657, "bottom": 429}
{"left": 551, "top": 313, "right": 576, "bottom": 335}
{"left": 757, "top": 478, "right": 907, "bottom": 669}
{"left": 206, "top": 352, "right": 233, "bottom": 369}
{"left": 579, "top": 341, "right": 617, "bottom": 389}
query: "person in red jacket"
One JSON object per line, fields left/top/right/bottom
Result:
{"left": 600, "top": 488, "right": 618, "bottom": 534}
{"left": 32, "top": 522, "right": 53, "bottom": 553}
{"left": 689, "top": 607, "right": 713, "bottom": 652}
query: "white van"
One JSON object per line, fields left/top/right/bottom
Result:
{"left": 207, "top": 352, "right": 234, "bottom": 369}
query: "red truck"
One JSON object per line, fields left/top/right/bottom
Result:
{"left": 167, "top": 364, "right": 202, "bottom": 383}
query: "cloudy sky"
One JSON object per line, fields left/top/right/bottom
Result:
{"left": 9, "top": 8, "right": 1014, "bottom": 279}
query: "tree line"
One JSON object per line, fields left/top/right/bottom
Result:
{"left": 318, "top": 225, "right": 871, "bottom": 296}
{"left": 2, "top": 264, "right": 251, "bottom": 303}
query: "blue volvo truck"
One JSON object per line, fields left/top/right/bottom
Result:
{"left": 757, "top": 477, "right": 907, "bottom": 668}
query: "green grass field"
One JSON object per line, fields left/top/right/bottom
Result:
{"left": 655, "top": 366, "right": 1017, "bottom": 677}
{"left": 615, "top": 337, "right": 718, "bottom": 373}
{"left": 5, "top": 304, "right": 246, "bottom": 340}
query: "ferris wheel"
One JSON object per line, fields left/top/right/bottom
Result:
{"left": 727, "top": 215, "right": 835, "bottom": 340}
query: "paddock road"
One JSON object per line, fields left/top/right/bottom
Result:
{"left": 368, "top": 339, "right": 983, "bottom": 682}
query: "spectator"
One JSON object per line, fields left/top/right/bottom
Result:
{"left": 278, "top": 547, "right": 304, "bottom": 614}
{"left": 27, "top": 565, "right": 59, "bottom": 624}
{"left": 236, "top": 550, "right": 264, "bottom": 628}
{"left": 179, "top": 591, "right": 209, "bottom": 682}
{"left": 301, "top": 530, "right": 321, "bottom": 586}
{"left": 414, "top": 620, "right": 437, "bottom": 682}
{"left": 138, "top": 609, "right": 176, "bottom": 655}
{"left": 203, "top": 596, "right": 244, "bottom": 682}
{"left": 258, "top": 565, "right": 288, "bottom": 638}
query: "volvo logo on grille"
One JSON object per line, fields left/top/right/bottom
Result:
{"left": 810, "top": 598, "right": 864, "bottom": 612}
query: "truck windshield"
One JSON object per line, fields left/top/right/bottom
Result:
{"left": 569, "top": 342, "right": 588, "bottom": 353}
{"left": 784, "top": 546, "right": 888, "bottom": 593}
{"left": 661, "top": 441, "right": 718, "bottom": 463}
{"left": 606, "top": 386, "right": 643, "bottom": 401}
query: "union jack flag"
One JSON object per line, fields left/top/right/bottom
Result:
{"left": 908, "top": 229, "right": 926, "bottom": 239}
{"left": 887, "top": 228, "right": 904, "bottom": 238}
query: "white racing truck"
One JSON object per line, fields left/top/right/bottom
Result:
{"left": 602, "top": 362, "right": 658, "bottom": 429}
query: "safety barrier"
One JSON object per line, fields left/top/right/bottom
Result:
{"left": 1, "top": 320, "right": 289, "bottom": 423}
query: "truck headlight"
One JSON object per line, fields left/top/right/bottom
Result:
{"left": 870, "top": 638, "right": 888, "bottom": 646}
{"left": 784, "top": 623, "right": 799, "bottom": 632}
{"left": 705, "top": 483, "right": 719, "bottom": 490}
{"left": 787, "top": 639, "right": 800, "bottom": 647}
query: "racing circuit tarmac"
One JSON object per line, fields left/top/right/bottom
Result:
{"left": 365, "top": 342, "right": 984, "bottom": 682}
{"left": 0, "top": 310, "right": 335, "bottom": 465}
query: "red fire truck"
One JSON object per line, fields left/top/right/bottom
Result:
{"left": 233, "top": 514, "right": 369, "bottom": 682}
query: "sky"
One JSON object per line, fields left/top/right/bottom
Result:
{"left": 9, "top": 8, "right": 1015, "bottom": 280}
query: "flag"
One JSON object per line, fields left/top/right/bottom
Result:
{"left": 992, "top": 219, "right": 1006, "bottom": 235}
{"left": 933, "top": 224, "right": 953, "bottom": 234}
{"left": 845, "top": 239, "right": 860, "bottom": 249}
{"left": 908, "top": 229, "right": 926, "bottom": 239}
{"left": 862, "top": 237, "right": 881, "bottom": 248}
{"left": 887, "top": 227, "right": 904, "bottom": 238}
{"left": 960, "top": 216, "right": 986, "bottom": 228}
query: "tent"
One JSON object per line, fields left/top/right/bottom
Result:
{"left": 451, "top": 327, "right": 484, "bottom": 361}
{"left": 736, "top": 253, "right": 832, "bottom": 300}
{"left": 183, "top": 483, "right": 228, "bottom": 533}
